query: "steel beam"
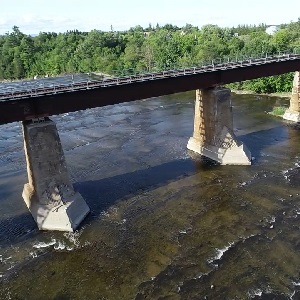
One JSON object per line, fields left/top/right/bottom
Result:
{"left": 0, "top": 59, "right": 300, "bottom": 125}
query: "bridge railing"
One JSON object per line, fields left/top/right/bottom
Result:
{"left": 1, "top": 51, "right": 300, "bottom": 101}
{"left": 111, "top": 50, "right": 300, "bottom": 76}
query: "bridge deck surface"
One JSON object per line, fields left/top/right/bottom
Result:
{"left": 0, "top": 54, "right": 299, "bottom": 125}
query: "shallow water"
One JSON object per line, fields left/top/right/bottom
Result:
{"left": 0, "top": 91, "right": 300, "bottom": 299}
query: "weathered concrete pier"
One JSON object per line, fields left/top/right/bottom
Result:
{"left": 283, "top": 71, "right": 300, "bottom": 122}
{"left": 187, "top": 87, "right": 251, "bottom": 165}
{"left": 22, "top": 118, "right": 90, "bottom": 231}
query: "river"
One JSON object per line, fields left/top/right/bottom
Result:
{"left": 0, "top": 90, "right": 300, "bottom": 299}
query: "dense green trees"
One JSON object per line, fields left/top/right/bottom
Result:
{"left": 1, "top": 19, "right": 300, "bottom": 93}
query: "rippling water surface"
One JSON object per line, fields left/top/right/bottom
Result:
{"left": 0, "top": 91, "right": 300, "bottom": 299}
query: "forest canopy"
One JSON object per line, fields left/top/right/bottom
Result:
{"left": 0, "top": 19, "right": 300, "bottom": 93}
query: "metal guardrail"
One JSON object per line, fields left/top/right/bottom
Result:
{"left": 0, "top": 52, "right": 300, "bottom": 101}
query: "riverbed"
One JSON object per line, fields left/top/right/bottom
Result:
{"left": 0, "top": 91, "right": 300, "bottom": 299}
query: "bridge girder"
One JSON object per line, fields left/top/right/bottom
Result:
{"left": 0, "top": 59, "right": 300, "bottom": 125}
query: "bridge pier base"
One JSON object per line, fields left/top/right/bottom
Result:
{"left": 283, "top": 72, "right": 300, "bottom": 122}
{"left": 187, "top": 87, "right": 251, "bottom": 165}
{"left": 22, "top": 118, "right": 90, "bottom": 231}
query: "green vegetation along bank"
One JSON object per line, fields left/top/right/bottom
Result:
{"left": 1, "top": 19, "right": 300, "bottom": 93}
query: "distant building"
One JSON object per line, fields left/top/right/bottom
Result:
{"left": 266, "top": 26, "right": 279, "bottom": 35}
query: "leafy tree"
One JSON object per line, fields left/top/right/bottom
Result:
{"left": 0, "top": 20, "right": 299, "bottom": 93}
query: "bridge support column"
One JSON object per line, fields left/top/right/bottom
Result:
{"left": 187, "top": 87, "right": 251, "bottom": 165}
{"left": 22, "top": 118, "right": 90, "bottom": 231}
{"left": 283, "top": 72, "right": 300, "bottom": 122}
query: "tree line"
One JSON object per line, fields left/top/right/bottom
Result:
{"left": 0, "top": 19, "right": 300, "bottom": 93}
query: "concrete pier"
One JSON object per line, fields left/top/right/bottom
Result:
{"left": 187, "top": 87, "right": 251, "bottom": 165}
{"left": 283, "top": 72, "right": 300, "bottom": 122}
{"left": 22, "top": 118, "right": 90, "bottom": 231}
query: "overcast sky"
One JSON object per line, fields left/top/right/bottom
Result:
{"left": 0, "top": 0, "right": 299, "bottom": 34}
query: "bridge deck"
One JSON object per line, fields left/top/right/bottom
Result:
{"left": 0, "top": 54, "right": 300, "bottom": 125}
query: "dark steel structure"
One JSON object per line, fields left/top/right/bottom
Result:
{"left": 0, "top": 53, "right": 300, "bottom": 125}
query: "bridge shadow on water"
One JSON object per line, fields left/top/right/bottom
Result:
{"left": 0, "top": 211, "right": 38, "bottom": 247}
{"left": 0, "top": 158, "right": 216, "bottom": 247}
{"left": 238, "top": 125, "right": 291, "bottom": 160}
{"left": 0, "top": 124, "right": 297, "bottom": 247}
{"left": 76, "top": 125, "right": 293, "bottom": 222}
{"left": 74, "top": 157, "right": 216, "bottom": 221}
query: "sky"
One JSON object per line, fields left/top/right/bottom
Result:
{"left": 0, "top": 0, "right": 299, "bottom": 34}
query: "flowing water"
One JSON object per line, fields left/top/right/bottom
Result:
{"left": 0, "top": 90, "right": 300, "bottom": 300}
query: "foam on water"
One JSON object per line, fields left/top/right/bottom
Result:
{"left": 32, "top": 239, "right": 56, "bottom": 249}
{"left": 29, "top": 252, "right": 37, "bottom": 258}
{"left": 192, "top": 271, "right": 211, "bottom": 280}
{"left": 208, "top": 241, "right": 235, "bottom": 265}
{"left": 237, "top": 172, "right": 268, "bottom": 188}
{"left": 54, "top": 241, "right": 73, "bottom": 251}
{"left": 63, "top": 230, "right": 83, "bottom": 248}
{"left": 241, "top": 234, "right": 257, "bottom": 241}
{"left": 289, "top": 291, "right": 296, "bottom": 299}
{"left": 248, "top": 288, "right": 263, "bottom": 297}
{"left": 282, "top": 161, "right": 300, "bottom": 182}
{"left": 32, "top": 232, "right": 82, "bottom": 254}
{"left": 0, "top": 255, "right": 12, "bottom": 264}
{"left": 248, "top": 285, "right": 274, "bottom": 298}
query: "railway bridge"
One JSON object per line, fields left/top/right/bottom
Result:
{"left": 1, "top": 53, "right": 300, "bottom": 231}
